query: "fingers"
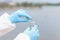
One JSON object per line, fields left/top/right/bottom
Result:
{"left": 31, "top": 25, "right": 39, "bottom": 36}
{"left": 19, "top": 13, "right": 32, "bottom": 21}
{"left": 16, "top": 9, "right": 32, "bottom": 20}
{"left": 24, "top": 14, "right": 32, "bottom": 20}
{"left": 31, "top": 25, "right": 38, "bottom": 31}
{"left": 23, "top": 25, "right": 39, "bottom": 40}
{"left": 18, "top": 18, "right": 30, "bottom": 22}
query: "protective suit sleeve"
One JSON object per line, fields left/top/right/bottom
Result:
{"left": 14, "top": 33, "right": 30, "bottom": 40}
{"left": 0, "top": 13, "right": 16, "bottom": 37}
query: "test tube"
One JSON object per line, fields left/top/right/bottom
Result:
{"left": 30, "top": 20, "right": 35, "bottom": 29}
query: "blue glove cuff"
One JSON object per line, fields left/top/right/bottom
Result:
{"left": 8, "top": 14, "right": 17, "bottom": 23}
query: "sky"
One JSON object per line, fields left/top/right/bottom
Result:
{"left": 40, "top": 0, "right": 60, "bottom": 3}
{"left": 13, "top": 0, "right": 60, "bottom": 3}
{"left": 0, "top": 0, "right": 60, "bottom": 3}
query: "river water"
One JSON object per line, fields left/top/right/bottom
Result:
{"left": 0, "top": 6, "right": 60, "bottom": 40}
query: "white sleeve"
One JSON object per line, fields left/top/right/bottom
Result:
{"left": 0, "top": 13, "right": 16, "bottom": 37}
{"left": 14, "top": 33, "right": 30, "bottom": 40}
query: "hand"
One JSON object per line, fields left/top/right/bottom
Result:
{"left": 24, "top": 25, "right": 39, "bottom": 40}
{"left": 8, "top": 9, "right": 32, "bottom": 23}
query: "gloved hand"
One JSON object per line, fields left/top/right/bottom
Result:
{"left": 8, "top": 9, "right": 32, "bottom": 23}
{"left": 24, "top": 25, "right": 39, "bottom": 40}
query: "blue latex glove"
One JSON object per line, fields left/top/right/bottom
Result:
{"left": 24, "top": 25, "right": 39, "bottom": 40}
{"left": 8, "top": 9, "right": 32, "bottom": 23}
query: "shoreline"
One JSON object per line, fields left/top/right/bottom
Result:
{"left": 0, "top": 3, "right": 60, "bottom": 8}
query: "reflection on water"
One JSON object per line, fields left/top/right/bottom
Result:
{"left": 0, "top": 6, "right": 60, "bottom": 40}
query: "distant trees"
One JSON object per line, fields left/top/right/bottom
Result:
{"left": 15, "top": 2, "right": 60, "bottom": 7}
{"left": 16, "top": 2, "right": 42, "bottom": 7}
{"left": 0, "top": 2, "right": 60, "bottom": 7}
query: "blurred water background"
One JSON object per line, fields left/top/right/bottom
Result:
{"left": 0, "top": 0, "right": 60, "bottom": 40}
